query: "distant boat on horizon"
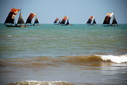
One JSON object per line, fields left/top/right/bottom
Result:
{"left": 53, "top": 18, "right": 60, "bottom": 24}
{"left": 4, "top": 8, "right": 39, "bottom": 27}
{"left": 26, "top": 13, "right": 37, "bottom": 26}
{"left": 4, "top": 8, "right": 24, "bottom": 27}
{"left": 86, "top": 16, "right": 96, "bottom": 25}
{"left": 103, "top": 13, "right": 118, "bottom": 26}
{"left": 16, "top": 9, "right": 27, "bottom": 27}
{"left": 66, "top": 19, "right": 71, "bottom": 26}
{"left": 60, "top": 16, "right": 71, "bottom": 26}
{"left": 33, "top": 14, "right": 39, "bottom": 26}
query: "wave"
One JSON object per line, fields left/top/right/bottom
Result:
{"left": 57, "top": 55, "right": 127, "bottom": 67}
{"left": 7, "top": 80, "right": 73, "bottom": 85}
{"left": 97, "top": 54, "right": 127, "bottom": 63}
{"left": 61, "top": 54, "right": 127, "bottom": 64}
{"left": 1, "top": 54, "right": 127, "bottom": 69}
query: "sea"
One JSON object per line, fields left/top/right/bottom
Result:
{"left": 0, "top": 24, "right": 127, "bottom": 85}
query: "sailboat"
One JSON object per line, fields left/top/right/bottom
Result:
{"left": 103, "top": 13, "right": 118, "bottom": 26}
{"left": 26, "top": 13, "right": 36, "bottom": 26}
{"left": 53, "top": 18, "right": 60, "bottom": 24}
{"left": 33, "top": 15, "right": 39, "bottom": 26}
{"left": 4, "top": 8, "right": 20, "bottom": 27}
{"left": 16, "top": 10, "right": 27, "bottom": 27}
{"left": 66, "top": 19, "right": 70, "bottom": 26}
{"left": 60, "top": 16, "right": 67, "bottom": 25}
{"left": 58, "top": 20, "right": 61, "bottom": 24}
{"left": 60, "top": 16, "right": 71, "bottom": 26}
{"left": 4, "top": 8, "right": 27, "bottom": 27}
{"left": 111, "top": 13, "right": 118, "bottom": 26}
{"left": 86, "top": 16, "right": 96, "bottom": 25}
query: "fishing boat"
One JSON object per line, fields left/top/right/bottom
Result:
{"left": 103, "top": 13, "right": 118, "bottom": 26}
{"left": 53, "top": 18, "right": 60, "bottom": 24}
{"left": 58, "top": 20, "right": 61, "bottom": 24}
{"left": 4, "top": 8, "right": 27, "bottom": 27}
{"left": 86, "top": 16, "right": 96, "bottom": 25}
{"left": 110, "top": 13, "right": 118, "bottom": 26}
{"left": 60, "top": 16, "right": 71, "bottom": 26}
{"left": 66, "top": 19, "right": 71, "bottom": 26}
{"left": 26, "top": 13, "right": 36, "bottom": 26}
{"left": 33, "top": 14, "right": 39, "bottom": 26}
{"left": 4, "top": 8, "right": 20, "bottom": 27}
{"left": 16, "top": 10, "right": 27, "bottom": 27}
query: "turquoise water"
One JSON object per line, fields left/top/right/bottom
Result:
{"left": 0, "top": 24, "right": 127, "bottom": 85}
{"left": 0, "top": 24, "right": 127, "bottom": 58}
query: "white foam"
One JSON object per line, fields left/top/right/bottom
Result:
{"left": 12, "top": 80, "right": 70, "bottom": 85}
{"left": 28, "top": 80, "right": 67, "bottom": 82}
{"left": 23, "top": 80, "right": 68, "bottom": 83}
{"left": 98, "top": 54, "right": 127, "bottom": 63}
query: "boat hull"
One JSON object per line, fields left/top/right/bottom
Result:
{"left": 5, "top": 25, "right": 27, "bottom": 27}
{"left": 102, "top": 24, "right": 118, "bottom": 27}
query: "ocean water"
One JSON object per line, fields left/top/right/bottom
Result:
{"left": 0, "top": 24, "right": 127, "bottom": 85}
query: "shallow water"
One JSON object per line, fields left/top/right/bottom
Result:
{"left": 0, "top": 24, "right": 127, "bottom": 85}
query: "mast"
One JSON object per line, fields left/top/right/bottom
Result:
{"left": 26, "top": 13, "right": 36, "bottom": 24}
{"left": 4, "top": 8, "right": 20, "bottom": 24}
{"left": 17, "top": 10, "right": 24, "bottom": 24}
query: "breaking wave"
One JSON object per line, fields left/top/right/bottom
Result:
{"left": 62, "top": 54, "right": 127, "bottom": 64}
{"left": 0, "top": 54, "right": 127, "bottom": 69}
{"left": 98, "top": 54, "right": 127, "bottom": 63}
{"left": 7, "top": 80, "right": 73, "bottom": 85}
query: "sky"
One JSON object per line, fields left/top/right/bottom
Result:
{"left": 0, "top": 0, "right": 127, "bottom": 24}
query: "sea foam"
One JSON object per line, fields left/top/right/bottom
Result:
{"left": 8, "top": 80, "right": 73, "bottom": 85}
{"left": 98, "top": 54, "right": 127, "bottom": 63}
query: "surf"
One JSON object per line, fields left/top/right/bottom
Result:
{"left": 97, "top": 54, "right": 127, "bottom": 63}
{"left": 7, "top": 80, "right": 73, "bottom": 85}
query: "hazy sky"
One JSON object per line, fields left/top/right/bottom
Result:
{"left": 0, "top": 0, "right": 127, "bottom": 24}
